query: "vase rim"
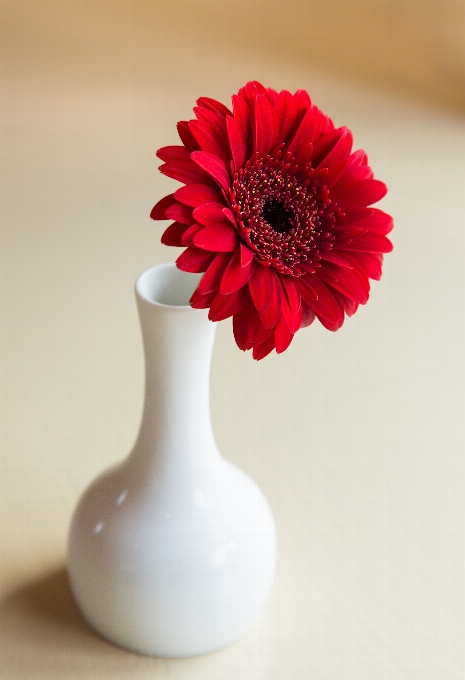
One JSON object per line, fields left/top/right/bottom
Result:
{"left": 135, "top": 263, "right": 203, "bottom": 310}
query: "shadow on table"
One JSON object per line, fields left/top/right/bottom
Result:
{"left": 0, "top": 567, "right": 133, "bottom": 677}
{"left": 0, "top": 566, "right": 277, "bottom": 679}
{"left": 1, "top": 568, "right": 92, "bottom": 638}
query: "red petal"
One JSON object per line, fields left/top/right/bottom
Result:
{"left": 233, "top": 306, "right": 254, "bottom": 351}
{"left": 248, "top": 265, "right": 276, "bottom": 313}
{"left": 160, "top": 160, "right": 213, "bottom": 185}
{"left": 281, "top": 295, "right": 302, "bottom": 333}
{"left": 190, "top": 288, "right": 216, "bottom": 309}
{"left": 176, "top": 247, "right": 214, "bottom": 273}
{"left": 275, "top": 89, "right": 295, "bottom": 143}
{"left": 193, "top": 202, "right": 231, "bottom": 227}
{"left": 295, "top": 275, "right": 317, "bottom": 300}
{"left": 220, "top": 248, "right": 254, "bottom": 294}
{"left": 232, "top": 94, "right": 253, "bottom": 160}
{"left": 366, "top": 209, "right": 394, "bottom": 235}
{"left": 346, "top": 252, "right": 383, "bottom": 280}
{"left": 194, "top": 105, "right": 228, "bottom": 138}
{"left": 336, "top": 208, "right": 373, "bottom": 227}
{"left": 238, "top": 81, "right": 271, "bottom": 111}
{"left": 226, "top": 115, "right": 246, "bottom": 171}
{"left": 174, "top": 183, "right": 222, "bottom": 207}
{"left": 177, "top": 121, "right": 201, "bottom": 152}
{"left": 250, "top": 318, "right": 274, "bottom": 345}
{"left": 274, "top": 315, "right": 294, "bottom": 354}
{"left": 339, "top": 165, "right": 374, "bottom": 184}
{"left": 333, "top": 225, "right": 369, "bottom": 241}
{"left": 280, "top": 275, "right": 301, "bottom": 314}
{"left": 331, "top": 289, "right": 358, "bottom": 316}
{"left": 252, "top": 336, "right": 276, "bottom": 361}
{"left": 320, "top": 262, "right": 370, "bottom": 304}
{"left": 320, "top": 250, "right": 355, "bottom": 268}
{"left": 311, "top": 128, "right": 345, "bottom": 169}
{"left": 309, "top": 166, "right": 329, "bottom": 185}
{"left": 254, "top": 94, "right": 278, "bottom": 156}
{"left": 161, "top": 221, "right": 187, "bottom": 246}
{"left": 287, "top": 105, "right": 326, "bottom": 157}
{"left": 266, "top": 87, "right": 279, "bottom": 104}
{"left": 165, "top": 201, "right": 193, "bottom": 224}
{"left": 189, "top": 120, "right": 231, "bottom": 166}
{"left": 208, "top": 288, "right": 246, "bottom": 322}
{"left": 297, "top": 275, "right": 344, "bottom": 326}
{"left": 193, "top": 224, "right": 237, "bottom": 252}
{"left": 290, "top": 94, "right": 313, "bottom": 137}
{"left": 295, "top": 142, "right": 314, "bottom": 166}
{"left": 347, "top": 148, "right": 368, "bottom": 169}
{"left": 191, "top": 151, "right": 231, "bottom": 192}
{"left": 232, "top": 293, "right": 273, "bottom": 350}
{"left": 300, "top": 300, "right": 316, "bottom": 328}
{"left": 157, "top": 145, "right": 190, "bottom": 162}
{"left": 324, "top": 249, "right": 383, "bottom": 281}
{"left": 316, "top": 314, "right": 345, "bottom": 332}
{"left": 150, "top": 194, "right": 175, "bottom": 220}
{"left": 322, "top": 115, "right": 335, "bottom": 135}
{"left": 197, "top": 253, "right": 232, "bottom": 295}
{"left": 243, "top": 81, "right": 272, "bottom": 97}
{"left": 181, "top": 223, "right": 203, "bottom": 246}
{"left": 258, "top": 273, "right": 283, "bottom": 329}
{"left": 336, "top": 208, "right": 393, "bottom": 236}
{"left": 196, "top": 96, "right": 232, "bottom": 118}
{"left": 343, "top": 231, "right": 393, "bottom": 253}
{"left": 293, "top": 88, "right": 312, "bottom": 113}
{"left": 330, "top": 179, "right": 387, "bottom": 207}
{"left": 240, "top": 243, "right": 254, "bottom": 267}
{"left": 315, "top": 127, "right": 353, "bottom": 169}
{"left": 222, "top": 207, "right": 236, "bottom": 226}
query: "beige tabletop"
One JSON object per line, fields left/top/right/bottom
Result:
{"left": 1, "top": 2, "right": 464, "bottom": 679}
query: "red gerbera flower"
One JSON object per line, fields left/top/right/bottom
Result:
{"left": 151, "top": 81, "right": 393, "bottom": 360}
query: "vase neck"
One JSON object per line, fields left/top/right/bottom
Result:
{"left": 128, "top": 265, "right": 220, "bottom": 478}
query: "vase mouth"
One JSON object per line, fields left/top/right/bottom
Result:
{"left": 136, "top": 263, "right": 202, "bottom": 308}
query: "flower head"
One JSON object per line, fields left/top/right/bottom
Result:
{"left": 151, "top": 81, "right": 393, "bottom": 359}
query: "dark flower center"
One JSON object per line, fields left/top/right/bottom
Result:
{"left": 261, "top": 199, "right": 293, "bottom": 234}
{"left": 230, "top": 147, "right": 341, "bottom": 276}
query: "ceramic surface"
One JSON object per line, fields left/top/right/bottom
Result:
{"left": 68, "top": 264, "right": 277, "bottom": 658}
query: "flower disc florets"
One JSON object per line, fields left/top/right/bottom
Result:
{"left": 151, "top": 81, "right": 393, "bottom": 360}
{"left": 231, "top": 147, "right": 341, "bottom": 276}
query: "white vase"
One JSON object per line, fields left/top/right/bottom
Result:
{"left": 68, "top": 263, "right": 277, "bottom": 658}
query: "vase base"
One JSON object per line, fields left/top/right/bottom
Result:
{"left": 68, "top": 460, "right": 276, "bottom": 659}
{"left": 77, "top": 603, "right": 263, "bottom": 658}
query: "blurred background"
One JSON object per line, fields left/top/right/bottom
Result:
{"left": 1, "top": 2, "right": 464, "bottom": 679}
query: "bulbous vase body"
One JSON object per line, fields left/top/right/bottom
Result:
{"left": 68, "top": 263, "right": 276, "bottom": 658}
